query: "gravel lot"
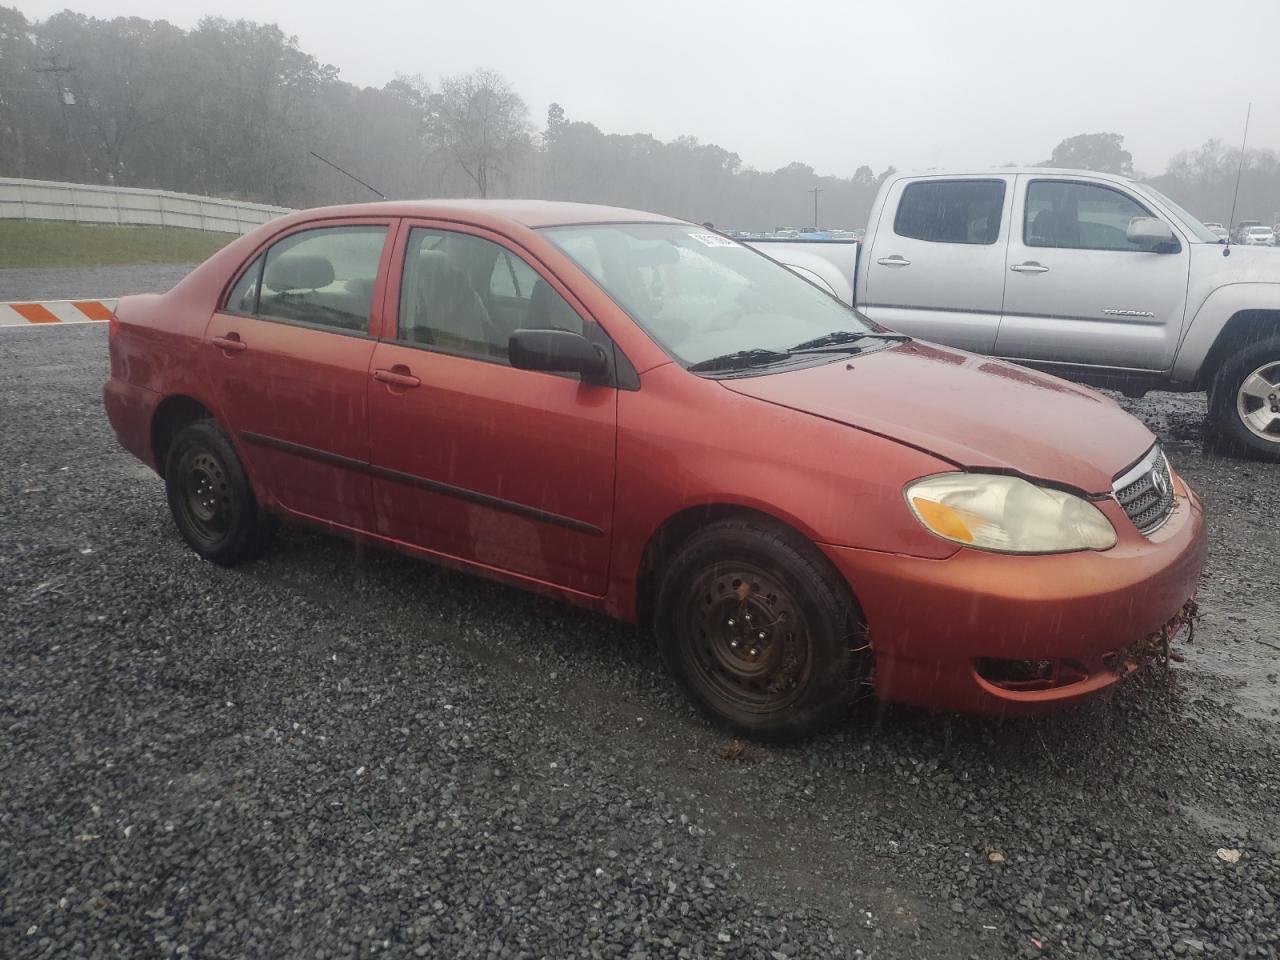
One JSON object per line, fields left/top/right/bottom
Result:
{"left": 0, "top": 264, "right": 196, "bottom": 301}
{"left": 1, "top": 320, "right": 1278, "bottom": 960}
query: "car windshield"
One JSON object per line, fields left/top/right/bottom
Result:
{"left": 1141, "top": 185, "right": 1222, "bottom": 242}
{"left": 541, "top": 222, "right": 876, "bottom": 369}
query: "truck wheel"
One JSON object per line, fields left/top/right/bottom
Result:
{"left": 164, "top": 420, "right": 274, "bottom": 565}
{"left": 1207, "top": 335, "right": 1280, "bottom": 463}
{"left": 654, "top": 518, "right": 868, "bottom": 741}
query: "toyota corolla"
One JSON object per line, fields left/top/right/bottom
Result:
{"left": 103, "top": 200, "right": 1206, "bottom": 739}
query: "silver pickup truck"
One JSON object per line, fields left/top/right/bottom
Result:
{"left": 749, "top": 168, "right": 1280, "bottom": 462}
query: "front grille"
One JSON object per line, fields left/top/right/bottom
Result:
{"left": 1113, "top": 447, "right": 1175, "bottom": 534}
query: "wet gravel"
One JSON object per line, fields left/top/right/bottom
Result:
{"left": 0, "top": 264, "right": 195, "bottom": 301}
{"left": 1, "top": 324, "right": 1278, "bottom": 959}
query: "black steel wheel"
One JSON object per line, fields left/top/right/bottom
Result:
{"left": 164, "top": 420, "right": 273, "bottom": 565}
{"left": 655, "top": 518, "right": 866, "bottom": 740}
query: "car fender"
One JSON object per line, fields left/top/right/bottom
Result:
{"left": 1173, "top": 280, "right": 1280, "bottom": 382}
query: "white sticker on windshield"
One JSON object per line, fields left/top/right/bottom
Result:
{"left": 688, "top": 232, "right": 737, "bottom": 248}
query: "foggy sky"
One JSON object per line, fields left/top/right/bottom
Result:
{"left": 15, "top": 0, "right": 1280, "bottom": 177}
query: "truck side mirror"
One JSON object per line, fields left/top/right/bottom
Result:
{"left": 1127, "top": 217, "right": 1179, "bottom": 253}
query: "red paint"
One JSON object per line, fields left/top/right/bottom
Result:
{"left": 103, "top": 199, "right": 1208, "bottom": 716}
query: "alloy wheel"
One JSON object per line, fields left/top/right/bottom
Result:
{"left": 1236, "top": 360, "right": 1280, "bottom": 443}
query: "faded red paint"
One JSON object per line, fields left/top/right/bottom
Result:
{"left": 103, "top": 199, "right": 1207, "bottom": 716}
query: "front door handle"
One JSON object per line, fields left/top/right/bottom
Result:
{"left": 876, "top": 255, "right": 911, "bottom": 266}
{"left": 1010, "top": 261, "right": 1050, "bottom": 274}
{"left": 373, "top": 366, "right": 421, "bottom": 389}
{"left": 211, "top": 333, "right": 247, "bottom": 354}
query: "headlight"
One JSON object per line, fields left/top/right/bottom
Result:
{"left": 905, "top": 474, "right": 1117, "bottom": 554}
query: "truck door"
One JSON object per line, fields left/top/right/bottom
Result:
{"left": 995, "top": 176, "right": 1190, "bottom": 371}
{"left": 862, "top": 176, "right": 1013, "bottom": 353}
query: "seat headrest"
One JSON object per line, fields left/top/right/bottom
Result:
{"left": 265, "top": 254, "right": 335, "bottom": 292}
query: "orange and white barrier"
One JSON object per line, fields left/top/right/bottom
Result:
{"left": 0, "top": 298, "right": 117, "bottom": 326}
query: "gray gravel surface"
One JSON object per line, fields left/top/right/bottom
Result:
{"left": 0, "top": 263, "right": 196, "bottom": 301}
{"left": 1, "top": 324, "right": 1278, "bottom": 960}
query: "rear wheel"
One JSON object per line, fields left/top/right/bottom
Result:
{"left": 654, "top": 518, "right": 867, "bottom": 740}
{"left": 164, "top": 420, "right": 273, "bottom": 565}
{"left": 1207, "top": 335, "right": 1280, "bottom": 462}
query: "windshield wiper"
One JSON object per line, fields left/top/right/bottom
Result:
{"left": 687, "top": 348, "right": 792, "bottom": 373}
{"left": 787, "top": 330, "right": 911, "bottom": 352}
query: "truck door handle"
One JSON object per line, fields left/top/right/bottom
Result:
{"left": 1010, "top": 261, "right": 1050, "bottom": 274}
{"left": 373, "top": 365, "right": 421, "bottom": 388}
{"left": 876, "top": 255, "right": 911, "bottom": 266}
{"left": 211, "top": 334, "right": 247, "bottom": 354}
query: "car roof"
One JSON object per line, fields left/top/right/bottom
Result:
{"left": 272, "top": 198, "right": 685, "bottom": 230}
{"left": 893, "top": 166, "right": 1138, "bottom": 185}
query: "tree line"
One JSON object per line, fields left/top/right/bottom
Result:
{"left": 1, "top": 6, "right": 1277, "bottom": 230}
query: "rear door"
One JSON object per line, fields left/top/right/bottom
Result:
{"left": 995, "top": 177, "right": 1190, "bottom": 370}
{"left": 862, "top": 176, "right": 1013, "bottom": 352}
{"left": 366, "top": 221, "right": 617, "bottom": 596}
{"left": 204, "top": 220, "right": 393, "bottom": 530}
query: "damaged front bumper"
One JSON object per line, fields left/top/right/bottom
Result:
{"left": 818, "top": 485, "right": 1207, "bottom": 716}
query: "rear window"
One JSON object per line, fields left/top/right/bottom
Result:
{"left": 893, "top": 179, "right": 1005, "bottom": 245}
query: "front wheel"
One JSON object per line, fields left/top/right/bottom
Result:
{"left": 1207, "top": 335, "right": 1280, "bottom": 462}
{"left": 654, "top": 519, "right": 867, "bottom": 740}
{"left": 164, "top": 420, "right": 274, "bottom": 565}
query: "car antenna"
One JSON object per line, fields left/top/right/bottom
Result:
{"left": 309, "top": 151, "right": 387, "bottom": 200}
{"left": 1223, "top": 102, "right": 1251, "bottom": 258}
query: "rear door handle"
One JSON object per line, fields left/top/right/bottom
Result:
{"left": 211, "top": 334, "right": 247, "bottom": 353}
{"left": 373, "top": 366, "right": 421, "bottom": 388}
{"left": 1010, "top": 261, "right": 1050, "bottom": 274}
{"left": 876, "top": 255, "right": 911, "bottom": 266}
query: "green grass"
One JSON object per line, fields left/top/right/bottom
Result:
{"left": 0, "top": 220, "right": 235, "bottom": 268}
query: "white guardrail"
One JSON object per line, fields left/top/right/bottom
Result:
{"left": 0, "top": 177, "right": 292, "bottom": 235}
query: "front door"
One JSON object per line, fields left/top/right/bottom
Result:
{"left": 203, "top": 221, "right": 392, "bottom": 530}
{"left": 366, "top": 222, "right": 617, "bottom": 596}
{"left": 995, "top": 177, "right": 1191, "bottom": 371}
{"left": 862, "top": 176, "right": 1013, "bottom": 353}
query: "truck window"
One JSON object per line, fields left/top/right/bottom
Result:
{"left": 893, "top": 180, "right": 1005, "bottom": 245}
{"left": 1024, "top": 180, "right": 1154, "bottom": 252}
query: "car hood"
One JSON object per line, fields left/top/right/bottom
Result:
{"left": 719, "top": 342, "right": 1155, "bottom": 494}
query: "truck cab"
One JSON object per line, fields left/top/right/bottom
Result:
{"left": 750, "top": 168, "right": 1280, "bottom": 462}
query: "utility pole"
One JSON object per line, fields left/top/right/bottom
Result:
{"left": 808, "top": 186, "right": 822, "bottom": 230}
{"left": 33, "top": 53, "right": 78, "bottom": 172}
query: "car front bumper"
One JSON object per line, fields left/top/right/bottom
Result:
{"left": 819, "top": 483, "right": 1206, "bottom": 715}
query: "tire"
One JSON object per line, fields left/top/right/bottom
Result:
{"left": 164, "top": 420, "right": 274, "bottom": 565}
{"left": 1206, "top": 334, "right": 1280, "bottom": 463}
{"left": 653, "top": 518, "right": 868, "bottom": 740}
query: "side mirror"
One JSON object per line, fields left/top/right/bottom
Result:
{"left": 509, "top": 328, "right": 610, "bottom": 378}
{"left": 1127, "top": 217, "right": 1178, "bottom": 252}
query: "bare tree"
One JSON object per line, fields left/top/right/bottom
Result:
{"left": 429, "top": 69, "right": 531, "bottom": 198}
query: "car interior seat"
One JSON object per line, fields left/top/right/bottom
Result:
{"left": 402, "top": 249, "right": 493, "bottom": 355}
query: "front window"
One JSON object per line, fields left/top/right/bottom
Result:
{"left": 1025, "top": 180, "right": 1159, "bottom": 252}
{"left": 541, "top": 222, "right": 876, "bottom": 369}
{"left": 397, "top": 227, "right": 583, "bottom": 362}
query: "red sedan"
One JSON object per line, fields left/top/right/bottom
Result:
{"left": 104, "top": 200, "right": 1206, "bottom": 738}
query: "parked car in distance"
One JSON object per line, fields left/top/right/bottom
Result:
{"left": 749, "top": 168, "right": 1280, "bottom": 462}
{"left": 1232, "top": 220, "right": 1264, "bottom": 243}
{"left": 1203, "top": 221, "right": 1229, "bottom": 241}
{"left": 104, "top": 199, "right": 1206, "bottom": 739}
{"left": 1240, "top": 225, "right": 1277, "bottom": 246}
